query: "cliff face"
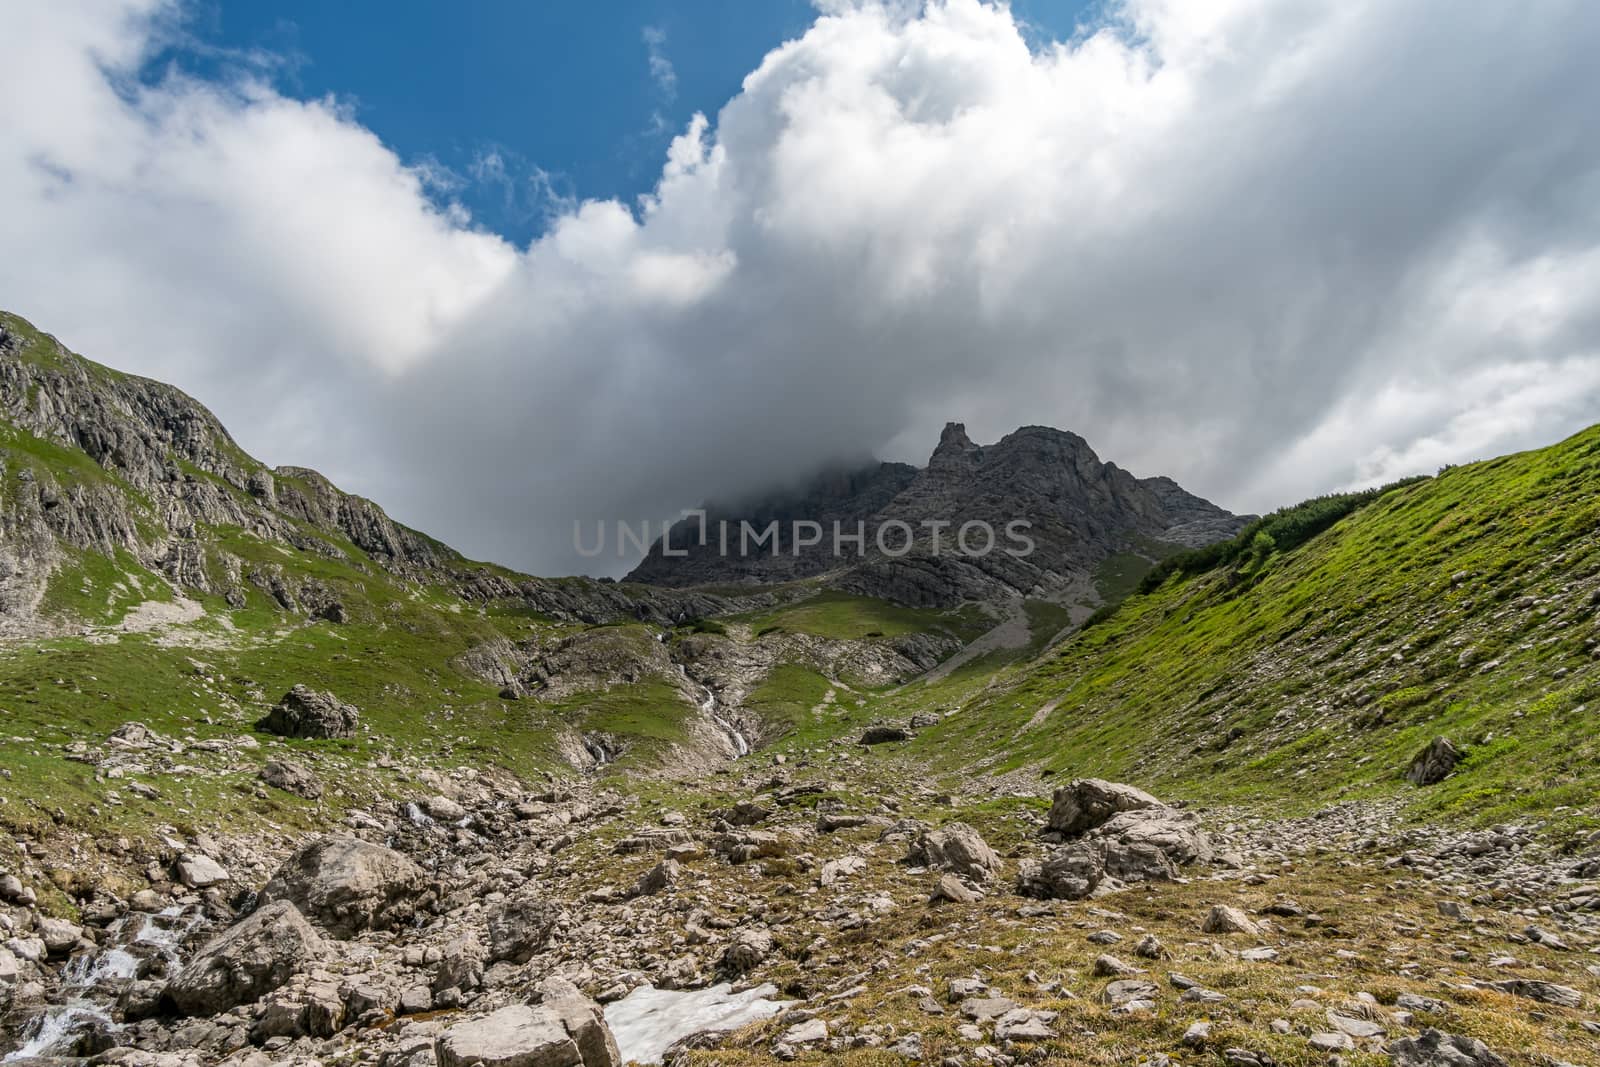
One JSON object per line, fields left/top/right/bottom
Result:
{"left": 627, "top": 422, "right": 1251, "bottom": 607}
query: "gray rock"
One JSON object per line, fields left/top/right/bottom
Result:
{"left": 780, "top": 1018, "right": 827, "bottom": 1045}
{"left": 931, "top": 873, "right": 978, "bottom": 904}
{"left": 1388, "top": 1028, "right": 1510, "bottom": 1067}
{"left": 721, "top": 928, "right": 774, "bottom": 973}
{"left": 1326, "top": 1011, "right": 1385, "bottom": 1039}
{"left": 435, "top": 1002, "right": 615, "bottom": 1067}
{"left": 1201, "top": 905, "right": 1262, "bottom": 935}
{"left": 261, "top": 685, "right": 360, "bottom": 740}
{"left": 35, "top": 917, "right": 84, "bottom": 956}
{"left": 537, "top": 977, "right": 624, "bottom": 1067}
{"left": 1045, "top": 779, "right": 1166, "bottom": 836}
{"left": 1101, "top": 979, "right": 1159, "bottom": 1007}
{"left": 993, "top": 1007, "right": 1056, "bottom": 1041}
{"left": 1018, "top": 808, "right": 1211, "bottom": 900}
{"left": 260, "top": 835, "right": 426, "bottom": 938}
{"left": 260, "top": 759, "right": 323, "bottom": 800}
{"left": 907, "top": 822, "right": 1001, "bottom": 882}
{"left": 1490, "top": 979, "right": 1581, "bottom": 1008}
{"left": 432, "top": 935, "right": 485, "bottom": 996}
{"left": 167, "top": 901, "right": 324, "bottom": 1015}
{"left": 630, "top": 858, "right": 680, "bottom": 897}
{"left": 1407, "top": 737, "right": 1463, "bottom": 786}
{"left": 175, "top": 853, "right": 230, "bottom": 889}
{"left": 487, "top": 897, "right": 561, "bottom": 964}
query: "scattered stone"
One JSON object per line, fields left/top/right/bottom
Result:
{"left": 931, "top": 873, "right": 978, "bottom": 904}
{"left": 631, "top": 858, "right": 681, "bottom": 897}
{"left": 993, "top": 1007, "right": 1056, "bottom": 1041}
{"left": 1326, "top": 1011, "right": 1385, "bottom": 1039}
{"left": 1045, "top": 778, "right": 1166, "bottom": 836}
{"left": 722, "top": 928, "right": 774, "bottom": 973}
{"left": 1091, "top": 954, "right": 1139, "bottom": 977}
{"left": 435, "top": 1000, "right": 620, "bottom": 1067}
{"left": 174, "top": 853, "right": 230, "bottom": 889}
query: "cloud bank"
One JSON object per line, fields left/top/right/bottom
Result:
{"left": 4, "top": 0, "right": 1600, "bottom": 575}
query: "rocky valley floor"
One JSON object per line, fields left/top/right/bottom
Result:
{"left": 2, "top": 742, "right": 1597, "bottom": 1067}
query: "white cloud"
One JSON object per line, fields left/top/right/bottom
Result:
{"left": 4, "top": 0, "right": 1600, "bottom": 575}
{"left": 642, "top": 26, "right": 678, "bottom": 101}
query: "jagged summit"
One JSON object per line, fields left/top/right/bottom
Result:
{"left": 627, "top": 420, "right": 1250, "bottom": 610}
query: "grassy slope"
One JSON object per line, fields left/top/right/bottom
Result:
{"left": 913, "top": 424, "right": 1600, "bottom": 834}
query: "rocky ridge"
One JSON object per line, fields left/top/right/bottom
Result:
{"left": 627, "top": 422, "right": 1251, "bottom": 608}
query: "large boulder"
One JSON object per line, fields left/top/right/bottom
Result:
{"left": 167, "top": 901, "right": 324, "bottom": 1015}
{"left": 1045, "top": 779, "right": 1166, "bottom": 837}
{"left": 261, "top": 685, "right": 360, "bottom": 740}
{"left": 1407, "top": 737, "right": 1463, "bottom": 786}
{"left": 260, "top": 835, "right": 426, "bottom": 938}
{"left": 435, "top": 990, "right": 621, "bottom": 1067}
{"left": 1020, "top": 799, "right": 1212, "bottom": 901}
{"left": 486, "top": 896, "right": 562, "bottom": 964}
{"left": 906, "top": 822, "right": 1001, "bottom": 882}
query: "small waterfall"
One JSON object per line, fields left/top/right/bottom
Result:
{"left": 582, "top": 733, "right": 616, "bottom": 768}
{"left": 3, "top": 905, "right": 203, "bottom": 1062}
{"left": 672, "top": 661, "right": 749, "bottom": 758}
{"left": 4, "top": 1005, "right": 116, "bottom": 1061}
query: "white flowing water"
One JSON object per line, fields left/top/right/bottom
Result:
{"left": 3, "top": 1005, "right": 115, "bottom": 1062}
{"left": 672, "top": 662, "right": 750, "bottom": 758}
{"left": 603, "top": 982, "right": 793, "bottom": 1065}
{"left": 3, "top": 906, "right": 201, "bottom": 1062}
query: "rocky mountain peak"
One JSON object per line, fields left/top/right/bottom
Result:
{"left": 628, "top": 421, "right": 1251, "bottom": 609}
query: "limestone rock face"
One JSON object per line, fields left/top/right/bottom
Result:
{"left": 167, "top": 901, "right": 324, "bottom": 1016}
{"left": 260, "top": 835, "right": 427, "bottom": 938}
{"left": 262, "top": 685, "right": 360, "bottom": 740}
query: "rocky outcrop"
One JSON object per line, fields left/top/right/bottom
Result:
{"left": 260, "top": 835, "right": 427, "bottom": 938}
{"left": 166, "top": 901, "right": 324, "bottom": 1015}
{"left": 260, "top": 686, "right": 361, "bottom": 740}
{"left": 1020, "top": 782, "right": 1212, "bottom": 900}
{"left": 1407, "top": 737, "right": 1463, "bottom": 785}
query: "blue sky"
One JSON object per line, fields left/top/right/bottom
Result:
{"left": 157, "top": 1, "right": 1091, "bottom": 246}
